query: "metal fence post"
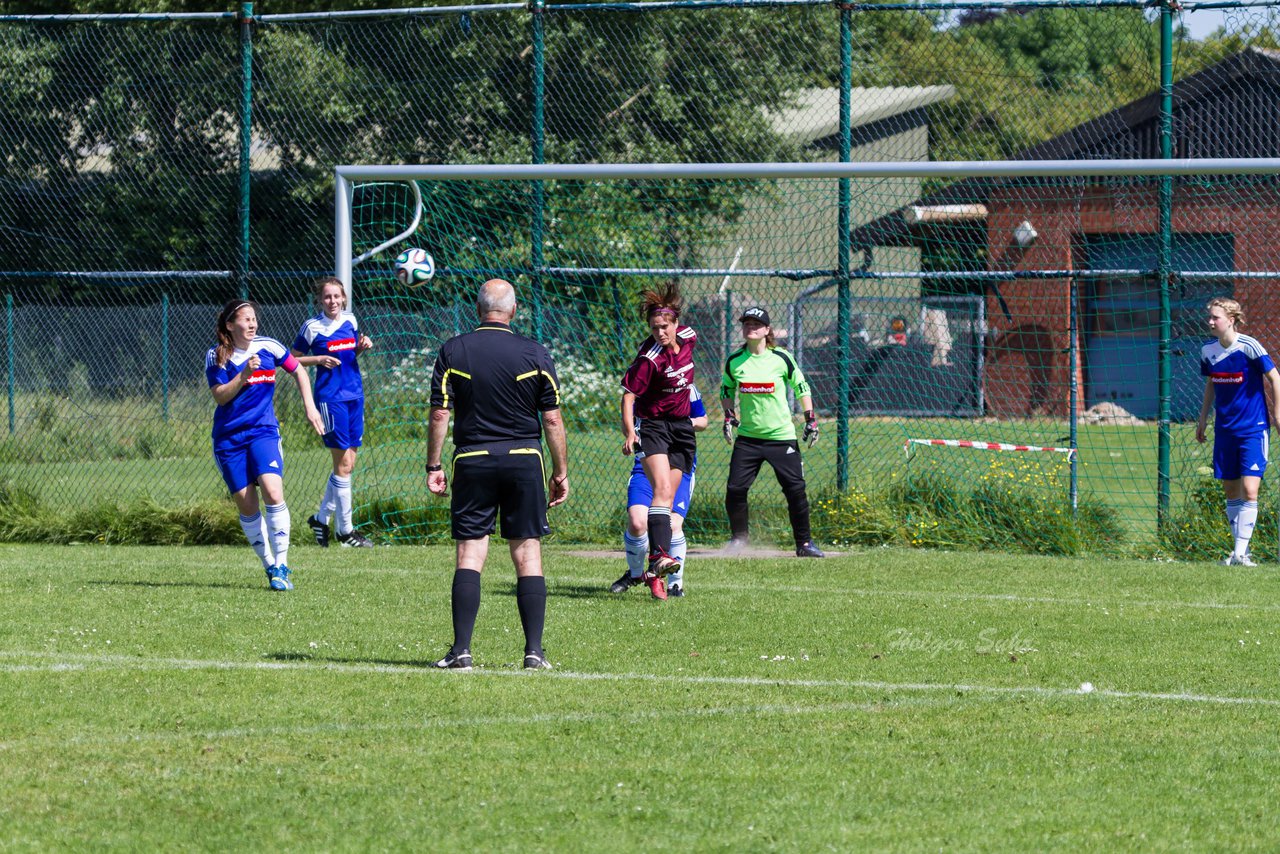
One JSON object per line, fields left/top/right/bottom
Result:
{"left": 1069, "top": 276, "right": 1079, "bottom": 513}
{"left": 836, "top": 2, "right": 853, "bottom": 491}
{"left": 530, "top": 0, "right": 546, "bottom": 342}
{"left": 161, "top": 293, "right": 170, "bottom": 422}
{"left": 238, "top": 2, "right": 254, "bottom": 301}
{"left": 1156, "top": 0, "right": 1174, "bottom": 531}
{"left": 6, "top": 293, "right": 13, "bottom": 435}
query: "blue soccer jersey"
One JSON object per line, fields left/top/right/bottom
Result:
{"left": 1202, "top": 334, "right": 1276, "bottom": 437}
{"left": 207, "top": 336, "right": 298, "bottom": 451}
{"left": 292, "top": 311, "right": 364, "bottom": 402}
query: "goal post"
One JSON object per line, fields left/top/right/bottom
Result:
{"left": 332, "top": 157, "right": 1280, "bottom": 545}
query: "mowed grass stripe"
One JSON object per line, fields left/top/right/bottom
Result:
{"left": 0, "top": 697, "right": 943, "bottom": 751}
{"left": 4, "top": 649, "right": 1280, "bottom": 708}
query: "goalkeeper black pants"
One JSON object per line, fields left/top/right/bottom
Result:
{"left": 725, "top": 435, "right": 811, "bottom": 547}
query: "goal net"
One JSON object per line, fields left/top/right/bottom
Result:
{"left": 335, "top": 159, "right": 1280, "bottom": 551}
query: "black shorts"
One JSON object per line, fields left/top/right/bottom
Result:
{"left": 450, "top": 446, "right": 550, "bottom": 541}
{"left": 638, "top": 417, "right": 696, "bottom": 474}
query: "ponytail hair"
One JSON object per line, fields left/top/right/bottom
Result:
{"left": 1207, "top": 296, "right": 1245, "bottom": 329}
{"left": 640, "top": 281, "right": 683, "bottom": 323}
{"left": 215, "top": 299, "right": 259, "bottom": 367}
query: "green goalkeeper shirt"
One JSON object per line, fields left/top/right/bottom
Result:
{"left": 721, "top": 346, "right": 811, "bottom": 441}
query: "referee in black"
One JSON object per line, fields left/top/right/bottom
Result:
{"left": 425, "top": 278, "right": 569, "bottom": 671}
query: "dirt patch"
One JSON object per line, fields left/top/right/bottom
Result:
{"left": 567, "top": 547, "right": 839, "bottom": 560}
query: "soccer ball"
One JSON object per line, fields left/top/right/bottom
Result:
{"left": 394, "top": 247, "right": 435, "bottom": 286}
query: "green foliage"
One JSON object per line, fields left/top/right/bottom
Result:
{"left": 1159, "top": 477, "right": 1277, "bottom": 562}
{"left": 0, "top": 479, "right": 240, "bottom": 544}
{"left": 811, "top": 457, "right": 1123, "bottom": 556}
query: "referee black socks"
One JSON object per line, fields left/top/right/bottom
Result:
{"left": 516, "top": 575, "right": 547, "bottom": 655}
{"left": 450, "top": 568, "right": 482, "bottom": 654}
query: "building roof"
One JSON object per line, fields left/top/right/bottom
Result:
{"left": 765, "top": 86, "right": 957, "bottom": 146}
{"left": 851, "top": 47, "right": 1280, "bottom": 248}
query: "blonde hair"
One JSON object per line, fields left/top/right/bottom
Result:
{"left": 313, "top": 276, "right": 346, "bottom": 309}
{"left": 1207, "top": 296, "right": 1245, "bottom": 329}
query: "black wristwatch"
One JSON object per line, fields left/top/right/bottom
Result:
{"left": 426, "top": 463, "right": 443, "bottom": 473}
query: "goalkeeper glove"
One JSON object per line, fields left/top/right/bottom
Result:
{"left": 723, "top": 409, "right": 739, "bottom": 444}
{"left": 802, "top": 411, "right": 819, "bottom": 448}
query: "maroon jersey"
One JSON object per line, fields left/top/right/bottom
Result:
{"left": 621, "top": 325, "right": 698, "bottom": 418}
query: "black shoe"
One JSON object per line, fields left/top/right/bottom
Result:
{"left": 307, "top": 515, "right": 330, "bottom": 548}
{"left": 336, "top": 529, "right": 374, "bottom": 548}
{"left": 523, "top": 650, "right": 552, "bottom": 670}
{"left": 434, "top": 649, "right": 473, "bottom": 670}
{"left": 668, "top": 583, "right": 684, "bottom": 598}
{"left": 610, "top": 572, "right": 641, "bottom": 593}
{"left": 796, "top": 542, "right": 826, "bottom": 558}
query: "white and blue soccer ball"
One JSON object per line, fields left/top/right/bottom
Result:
{"left": 394, "top": 247, "right": 435, "bottom": 287}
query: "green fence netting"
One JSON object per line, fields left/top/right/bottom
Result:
{"left": 5, "top": 3, "right": 1280, "bottom": 555}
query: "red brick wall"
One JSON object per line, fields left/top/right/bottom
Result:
{"left": 982, "top": 184, "right": 1280, "bottom": 417}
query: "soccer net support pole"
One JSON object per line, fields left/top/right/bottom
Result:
{"left": 335, "top": 173, "right": 354, "bottom": 309}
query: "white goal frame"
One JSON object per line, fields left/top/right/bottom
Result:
{"left": 334, "top": 157, "right": 1280, "bottom": 306}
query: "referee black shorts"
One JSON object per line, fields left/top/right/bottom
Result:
{"left": 638, "top": 417, "right": 696, "bottom": 473}
{"left": 450, "top": 445, "right": 551, "bottom": 541}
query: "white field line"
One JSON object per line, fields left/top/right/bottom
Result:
{"left": 548, "top": 576, "right": 1280, "bottom": 613}
{"left": 1, "top": 649, "right": 1278, "bottom": 709}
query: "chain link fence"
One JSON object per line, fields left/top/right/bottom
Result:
{"left": 5, "top": 2, "right": 1280, "bottom": 551}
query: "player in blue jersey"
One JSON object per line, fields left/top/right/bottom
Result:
{"left": 1195, "top": 297, "right": 1280, "bottom": 567}
{"left": 208, "top": 299, "right": 325, "bottom": 590}
{"left": 292, "top": 277, "right": 375, "bottom": 548}
{"left": 611, "top": 385, "right": 708, "bottom": 600}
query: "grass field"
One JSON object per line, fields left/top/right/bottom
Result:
{"left": 3, "top": 542, "right": 1278, "bottom": 849}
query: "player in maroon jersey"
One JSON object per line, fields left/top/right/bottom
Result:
{"left": 621, "top": 283, "right": 698, "bottom": 597}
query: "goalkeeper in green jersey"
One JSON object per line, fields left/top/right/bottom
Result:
{"left": 720, "top": 307, "right": 824, "bottom": 558}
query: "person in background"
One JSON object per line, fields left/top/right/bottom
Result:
{"left": 620, "top": 283, "right": 699, "bottom": 596}
{"left": 721, "top": 306, "right": 824, "bottom": 558}
{"left": 612, "top": 384, "right": 708, "bottom": 600}
{"left": 292, "top": 276, "right": 374, "bottom": 549}
{"left": 207, "top": 299, "right": 325, "bottom": 590}
{"left": 1195, "top": 296, "right": 1280, "bottom": 566}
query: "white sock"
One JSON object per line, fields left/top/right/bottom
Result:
{"left": 265, "top": 503, "right": 291, "bottom": 568}
{"left": 669, "top": 533, "right": 687, "bottom": 587}
{"left": 1235, "top": 500, "right": 1258, "bottom": 557}
{"left": 623, "top": 530, "right": 648, "bottom": 578}
{"left": 317, "top": 476, "right": 337, "bottom": 525}
{"left": 332, "top": 474, "right": 353, "bottom": 536}
{"left": 1226, "top": 499, "right": 1244, "bottom": 542}
{"left": 239, "top": 513, "right": 274, "bottom": 570}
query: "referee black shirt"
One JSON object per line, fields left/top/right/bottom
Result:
{"left": 429, "top": 322, "right": 561, "bottom": 449}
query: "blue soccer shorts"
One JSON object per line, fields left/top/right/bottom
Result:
{"left": 1213, "top": 430, "right": 1269, "bottom": 480}
{"left": 627, "top": 468, "right": 696, "bottom": 517}
{"left": 318, "top": 399, "right": 364, "bottom": 450}
{"left": 215, "top": 435, "right": 285, "bottom": 494}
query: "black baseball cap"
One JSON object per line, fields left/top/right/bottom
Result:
{"left": 739, "top": 306, "right": 771, "bottom": 326}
